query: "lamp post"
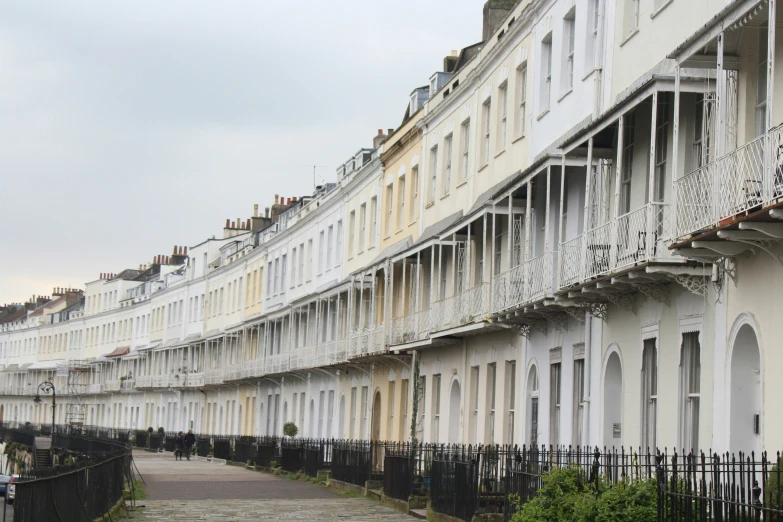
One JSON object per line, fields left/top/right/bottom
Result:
{"left": 33, "top": 380, "right": 56, "bottom": 435}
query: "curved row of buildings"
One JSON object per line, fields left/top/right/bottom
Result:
{"left": 3, "top": 0, "right": 782, "bottom": 455}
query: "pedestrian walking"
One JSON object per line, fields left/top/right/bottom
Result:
{"left": 184, "top": 429, "right": 195, "bottom": 461}
{"left": 174, "top": 431, "right": 185, "bottom": 460}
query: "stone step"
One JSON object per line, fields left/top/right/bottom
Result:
{"left": 409, "top": 508, "right": 427, "bottom": 519}
{"left": 367, "top": 488, "right": 382, "bottom": 501}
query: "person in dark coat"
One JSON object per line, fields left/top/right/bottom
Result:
{"left": 184, "top": 429, "right": 196, "bottom": 460}
{"left": 174, "top": 431, "right": 185, "bottom": 460}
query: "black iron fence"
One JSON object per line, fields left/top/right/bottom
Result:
{"left": 431, "top": 445, "right": 481, "bottom": 522}
{"left": 332, "top": 440, "right": 372, "bottom": 486}
{"left": 657, "top": 449, "right": 783, "bottom": 522}
{"left": 0, "top": 424, "right": 134, "bottom": 522}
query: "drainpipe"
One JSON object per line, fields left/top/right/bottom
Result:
{"left": 584, "top": 312, "right": 592, "bottom": 449}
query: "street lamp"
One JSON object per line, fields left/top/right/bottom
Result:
{"left": 33, "top": 380, "right": 56, "bottom": 435}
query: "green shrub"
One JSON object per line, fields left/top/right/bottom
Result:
{"left": 283, "top": 422, "right": 298, "bottom": 438}
{"left": 766, "top": 456, "right": 783, "bottom": 510}
{"left": 157, "top": 427, "right": 165, "bottom": 434}
{"left": 510, "top": 467, "right": 658, "bottom": 522}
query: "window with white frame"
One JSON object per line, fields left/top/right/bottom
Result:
{"left": 306, "top": 239, "right": 313, "bottom": 281}
{"left": 550, "top": 361, "right": 561, "bottom": 446}
{"left": 281, "top": 255, "right": 287, "bottom": 291}
{"left": 350, "top": 387, "right": 357, "bottom": 439}
{"left": 506, "top": 361, "right": 516, "bottom": 444}
{"left": 370, "top": 196, "right": 378, "bottom": 245}
{"left": 443, "top": 135, "right": 453, "bottom": 196}
{"left": 360, "top": 386, "right": 369, "bottom": 439}
{"left": 299, "top": 243, "right": 305, "bottom": 284}
{"left": 641, "top": 338, "right": 657, "bottom": 450}
{"left": 470, "top": 366, "right": 480, "bottom": 444}
{"left": 400, "top": 379, "right": 409, "bottom": 441}
{"left": 267, "top": 262, "right": 273, "bottom": 294}
{"left": 429, "top": 146, "right": 438, "bottom": 204}
{"left": 290, "top": 248, "right": 297, "bottom": 289}
{"left": 273, "top": 260, "right": 279, "bottom": 294}
{"left": 460, "top": 120, "right": 470, "bottom": 182}
{"left": 326, "top": 226, "right": 333, "bottom": 268}
{"left": 417, "top": 375, "right": 426, "bottom": 441}
{"left": 348, "top": 211, "right": 356, "bottom": 257}
{"left": 589, "top": 0, "right": 602, "bottom": 70}
{"left": 431, "top": 374, "right": 441, "bottom": 442}
{"left": 563, "top": 12, "right": 576, "bottom": 92}
{"left": 620, "top": 113, "right": 635, "bottom": 215}
{"left": 411, "top": 168, "right": 419, "bottom": 221}
{"left": 626, "top": 0, "right": 640, "bottom": 37}
{"left": 318, "top": 231, "right": 325, "bottom": 273}
{"left": 541, "top": 35, "right": 553, "bottom": 113}
{"left": 359, "top": 204, "right": 366, "bottom": 252}
{"left": 398, "top": 176, "right": 406, "bottom": 230}
{"left": 757, "top": 24, "right": 769, "bottom": 137}
{"left": 336, "top": 220, "right": 343, "bottom": 264}
{"left": 386, "top": 184, "right": 394, "bottom": 236}
{"left": 516, "top": 65, "right": 527, "bottom": 137}
{"left": 498, "top": 83, "right": 508, "bottom": 150}
{"left": 486, "top": 363, "right": 497, "bottom": 444}
{"left": 572, "top": 355, "right": 585, "bottom": 448}
{"left": 653, "top": 94, "right": 669, "bottom": 204}
{"left": 527, "top": 366, "right": 539, "bottom": 446}
{"left": 481, "top": 99, "right": 491, "bottom": 166}
{"left": 679, "top": 332, "right": 701, "bottom": 451}
{"left": 387, "top": 381, "right": 396, "bottom": 440}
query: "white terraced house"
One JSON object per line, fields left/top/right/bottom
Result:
{"left": 2, "top": 0, "right": 782, "bottom": 456}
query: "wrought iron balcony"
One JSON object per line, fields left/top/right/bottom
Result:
{"left": 432, "top": 282, "right": 490, "bottom": 332}
{"left": 184, "top": 372, "right": 204, "bottom": 388}
{"left": 264, "top": 353, "right": 289, "bottom": 375}
{"left": 152, "top": 375, "right": 171, "bottom": 388}
{"left": 492, "top": 252, "right": 558, "bottom": 314}
{"left": 104, "top": 380, "right": 121, "bottom": 392}
{"left": 289, "top": 346, "right": 316, "bottom": 370}
{"left": 315, "top": 339, "right": 347, "bottom": 366}
{"left": 675, "top": 125, "right": 783, "bottom": 241}
{"left": 558, "top": 202, "right": 674, "bottom": 288}
{"left": 205, "top": 368, "right": 224, "bottom": 385}
{"left": 135, "top": 375, "right": 152, "bottom": 389}
{"left": 86, "top": 383, "right": 102, "bottom": 394}
{"left": 348, "top": 325, "right": 385, "bottom": 358}
{"left": 390, "top": 308, "right": 435, "bottom": 346}
{"left": 120, "top": 379, "right": 135, "bottom": 392}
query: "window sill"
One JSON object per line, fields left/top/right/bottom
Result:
{"left": 536, "top": 109, "right": 550, "bottom": 121}
{"left": 456, "top": 180, "right": 468, "bottom": 189}
{"left": 424, "top": 202, "right": 435, "bottom": 209}
{"left": 395, "top": 228, "right": 404, "bottom": 234}
{"left": 650, "top": 0, "right": 673, "bottom": 19}
{"left": 581, "top": 67, "right": 601, "bottom": 82}
{"left": 494, "top": 149, "right": 506, "bottom": 160}
{"left": 367, "top": 245, "right": 376, "bottom": 251}
{"left": 478, "top": 163, "right": 489, "bottom": 173}
{"left": 557, "top": 89, "right": 573, "bottom": 103}
{"left": 383, "top": 234, "right": 392, "bottom": 240}
{"left": 440, "top": 193, "right": 450, "bottom": 201}
{"left": 407, "top": 219, "right": 418, "bottom": 227}
{"left": 512, "top": 134, "right": 526, "bottom": 144}
{"left": 620, "top": 29, "right": 639, "bottom": 47}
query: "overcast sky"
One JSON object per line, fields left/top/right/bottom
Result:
{"left": 0, "top": 0, "right": 481, "bottom": 305}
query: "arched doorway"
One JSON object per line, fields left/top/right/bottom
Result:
{"left": 371, "top": 391, "right": 382, "bottom": 441}
{"left": 338, "top": 395, "right": 346, "bottom": 438}
{"left": 603, "top": 351, "right": 623, "bottom": 449}
{"left": 448, "top": 379, "right": 461, "bottom": 443}
{"left": 526, "top": 365, "right": 539, "bottom": 446}
{"left": 730, "top": 324, "right": 761, "bottom": 454}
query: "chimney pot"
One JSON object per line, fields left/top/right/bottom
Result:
{"left": 274, "top": 194, "right": 279, "bottom": 204}
{"left": 184, "top": 247, "right": 188, "bottom": 255}
{"left": 254, "top": 204, "right": 259, "bottom": 217}
{"left": 265, "top": 207, "right": 270, "bottom": 218}
{"left": 231, "top": 221, "right": 235, "bottom": 228}
{"left": 225, "top": 218, "right": 230, "bottom": 228}
{"left": 173, "top": 245, "right": 177, "bottom": 255}
{"left": 377, "top": 128, "right": 383, "bottom": 135}
{"left": 247, "top": 219, "right": 251, "bottom": 228}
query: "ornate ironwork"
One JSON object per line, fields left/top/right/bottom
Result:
{"left": 634, "top": 282, "right": 671, "bottom": 305}
{"left": 577, "top": 301, "right": 608, "bottom": 321}
{"left": 673, "top": 274, "right": 709, "bottom": 297}
{"left": 603, "top": 291, "right": 636, "bottom": 314}
{"left": 565, "top": 306, "right": 587, "bottom": 323}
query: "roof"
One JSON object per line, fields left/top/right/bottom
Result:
{"left": 137, "top": 341, "right": 162, "bottom": 352}
{"left": 413, "top": 211, "right": 464, "bottom": 247}
{"left": 2, "top": 364, "right": 18, "bottom": 373}
{"left": 29, "top": 360, "right": 64, "bottom": 370}
{"left": 19, "top": 363, "right": 33, "bottom": 370}
{"left": 105, "top": 346, "right": 130, "bottom": 358}
{"left": 366, "top": 237, "right": 413, "bottom": 268}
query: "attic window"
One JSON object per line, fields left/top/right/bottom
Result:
{"left": 453, "top": 79, "right": 459, "bottom": 90}
{"left": 508, "top": 17, "right": 515, "bottom": 27}
{"left": 443, "top": 88, "right": 450, "bottom": 99}
{"left": 498, "top": 29, "right": 505, "bottom": 41}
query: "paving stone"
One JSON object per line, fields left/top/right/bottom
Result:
{"left": 124, "top": 451, "right": 417, "bottom": 521}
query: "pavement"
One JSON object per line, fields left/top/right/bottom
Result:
{"left": 124, "top": 451, "right": 417, "bottom": 521}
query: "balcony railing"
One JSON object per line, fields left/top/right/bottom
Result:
{"left": 184, "top": 372, "right": 204, "bottom": 388}
{"left": 390, "top": 307, "right": 435, "bottom": 345}
{"left": 152, "top": 375, "right": 170, "bottom": 388}
{"left": 225, "top": 363, "right": 244, "bottom": 382}
{"left": 675, "top": 125, "right": 783, "bottom": 240}
{"left": 86, "top": 383, "right": 102, "bottom": 394}
{"left": 492, "top": 264, "right": 525, "bottom": 314}
{"left": 289, "top": 346, "right": 316, "bottom": 370}
{"left": 315, "top": 339, "right": 347, "bottom": 366}
{"left": 241, "top": 359, "right": 265, "bottom": 379}
{"left": 264, "top": 353, "right": 289, "bottom": 375}
{"left": 559, "top": 202, "right": 673, "bottom": 288}
{"left": 104, "top": 380, "right": 121, "bottom": 392}
{"left": 120, "top": 379, "right": 135, "bottom": 392}
{"left": 205, "top": 368, "right": 224, "bottom": 385}
{"left": 433, "top": 282, "right": 490, "bottom": 332}
{"left": 135, "top": 375, "right": 152, "bottom": 388}
{"left": 349, "top": 325, "right": 386, "bottom": 357}
{"left": 527, "top": 251, "right": 557, "bottom": 302}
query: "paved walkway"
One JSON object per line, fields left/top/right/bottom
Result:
{"left": 124, "top": 451, "right": 417, "bottom": 521}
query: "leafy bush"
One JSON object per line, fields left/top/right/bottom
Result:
{"left": 766, "top": 456, "right": 783, "bottom": 510}
{"left": 157, "top": 427, "right": 165, "bottom": 434}
{"left": 510, "top": 467, "right": 657, "bottom": 522}
{"left": 147, "top": 427, "right": 153, "bottom": 433}
{"left": 283, "top": 422, "right": 298, "bottom": 438}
